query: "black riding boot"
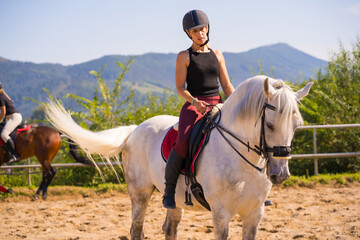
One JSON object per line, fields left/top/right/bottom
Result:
{"left": 5, "top": 139, "right": 19, "bottom": 163}
{"left": 163, "top": 149, "right": 184, "bottom": 209}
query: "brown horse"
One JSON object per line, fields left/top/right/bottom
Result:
{"left": 0, "top": 125, "right": 93, "bottom": 200}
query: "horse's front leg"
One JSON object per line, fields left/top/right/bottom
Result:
{"left": 241, "top": 205, "right": 264, "bottom": 240}
{"left": 162, "top": 208, "right": 183, "bottom": 240}
{"left": 212, "top": 206, "right": 232, "bottom": 240}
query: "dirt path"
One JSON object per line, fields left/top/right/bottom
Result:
{"left": 0, "top": 184, "right": 359, "bottom": 240}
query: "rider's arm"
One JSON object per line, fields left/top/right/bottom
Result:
{"left": 214, "top": 49, "right": 234, "bottom": 98}
{"left": 0, "top": 106, "right": 5, "bottom": 122}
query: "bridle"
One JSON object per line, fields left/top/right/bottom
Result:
{"left": 204, "top": 101, "right": 292, "bottom": 173}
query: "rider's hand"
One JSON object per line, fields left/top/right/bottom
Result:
{"left": 194, "top": 99, "right": 208, "bottom": 114}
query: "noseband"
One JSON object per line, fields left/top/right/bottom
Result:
{"left": 205, "top": 101, "right": 291, "bottom": 173}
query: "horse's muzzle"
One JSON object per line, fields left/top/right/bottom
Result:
{"left": 270, "top": 173, "right": 289, "bottom": 184}
{"left": 267, "top": 157, "right": 290, "bottom": 184}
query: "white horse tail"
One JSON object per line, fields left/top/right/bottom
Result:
{"left": 45, "top": 102, "right": 137, "bottom": 160}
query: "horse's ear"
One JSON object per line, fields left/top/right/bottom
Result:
{"left": 295, "top": 82, "right": 314, "bottom": 100}
{"left": 263, "top": 77, "right": 276, "bottom": 99}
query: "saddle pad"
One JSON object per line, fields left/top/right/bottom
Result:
{"left": 161, "top": 127, "right": 207, "bottom": 174}
{"left": 0, "top": 125, "right": 31, "bottom": 146}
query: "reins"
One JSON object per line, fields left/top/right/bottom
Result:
{"left": 204, "top": 102, "right": 276, "bottom": 173}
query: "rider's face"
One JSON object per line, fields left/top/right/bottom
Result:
{"left": 187, "top": 26, "right": 208, "bottom": 45}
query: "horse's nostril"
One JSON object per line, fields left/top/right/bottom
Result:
{"left": 270, "top": 174, "right": 289, "bottom": 184}
{"left": 270, "top": 175, "right": 277, "bottom": 183}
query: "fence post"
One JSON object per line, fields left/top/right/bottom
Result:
{"left": 313, "top": 128, "right": 318, "bottom": 175}
{"left": 27, "top": 158, "right": 31, "bottom": 187}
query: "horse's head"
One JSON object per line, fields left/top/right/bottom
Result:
{"left": 262, "top": 77, "right": 313, "bottom": 184}
{"left": 216, "top": 76, "right": 313, "bottom": 184}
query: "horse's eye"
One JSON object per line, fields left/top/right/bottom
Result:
{"left": 266, "top": 122, "right": 274, "bottom": 131}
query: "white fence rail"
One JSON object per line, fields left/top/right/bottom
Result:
{"left": 293, "top": 123, "right": 360, "bottom": 175}
{"left": 1, "top": 124, "right": 359, "bottom": 183}
{"left": 0, "top": 162, "right": 117, "bottom": 169}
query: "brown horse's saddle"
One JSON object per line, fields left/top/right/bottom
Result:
{"left": 0, "top": 122, "right": 30, "bottom": 146}
{"left": 161, "top": 104, "right": 222, "bottom": 211}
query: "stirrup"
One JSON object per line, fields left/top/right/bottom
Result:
{"left": 7, "top": 155, "right": 19, "bottom": 164}
{"left": 184, "top": 188, "right": 193, "bottom": 206}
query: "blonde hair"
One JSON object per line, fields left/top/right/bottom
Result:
{"left": 0, "top": 89, "right": 13, "bottom": 102}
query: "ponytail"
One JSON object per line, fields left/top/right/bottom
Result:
{"left": 0, "top": 90, "right": 13, "bottom": 102}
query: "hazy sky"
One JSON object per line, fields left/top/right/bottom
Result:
{"left": 1, "top": 0, "right": 359, "bottom": 65}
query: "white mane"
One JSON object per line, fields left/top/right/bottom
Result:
{"left": 221, "top": 75, "right": 303, "bottom": 129}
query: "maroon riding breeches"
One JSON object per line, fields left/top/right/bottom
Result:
{"left": 174, "top": 95, "right": 222, "bottom": 158}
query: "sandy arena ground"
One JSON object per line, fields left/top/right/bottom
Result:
{"left": 0, "top": 184, "right": 359, "bottom": 240}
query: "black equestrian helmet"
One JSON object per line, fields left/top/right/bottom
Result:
{"left": 182, "top": 9, "right": 209, "bottom": 31}
{"left": 182, "top": 9, "right": 210, "bottom": 46}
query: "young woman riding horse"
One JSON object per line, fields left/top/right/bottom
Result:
{"left": 46, "top": 76, "right": 313, "bottom": 239}
{"left": 0, "top": 83, "right": 93, "bottom": 199}
{"left": 0, "top": 83, "right": 22, "bottom": 163}
{"left": 163, "top": 9, "right": 235, "bottom": 209}
{"left": 0, "top": 83, "right": 61, "bottom": 199}
{"left": 45, "top": 10, "right": 314, "bottom": 240}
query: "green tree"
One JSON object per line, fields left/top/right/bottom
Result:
{"left": 65, "top": 58, "right": 183, "bottom": 130}
{"left": 51, "top": 59, "right": 182, "bottom": 184}
{"left": 65, "top": 58, "right": 136, "bottom": 130}
{"left": 291, "top": 38, "right": 360, "bottom": 175}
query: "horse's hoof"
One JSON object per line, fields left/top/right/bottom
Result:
{"left": 6, "top": 188, "right": 14, "bottom": 194}
{"left": 265, "top": 200, "right": 273, "bottom": 206}
{"left": 33, "top": 194, "right": 40, "bottom": 200}
{"left": 42, "top": 193, "right": 48, "bottom": 200}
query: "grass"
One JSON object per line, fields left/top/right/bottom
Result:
{"left": 1, "top": 173, "right": 359, "bottom": 199}
{"left": 0, "top": 183, "right": 128, "bottom": 200}
{"left": 280, "top": 172, "right": 360, "bottom": 188}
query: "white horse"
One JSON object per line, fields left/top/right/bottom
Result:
{"left": 46, "top": 75, "right": 313, "bottom": 240}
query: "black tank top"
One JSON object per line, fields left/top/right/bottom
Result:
{"left": 186, "top": 48, "right": 220, "bottom": 97}
{"left": 0, "top": 92, "right": 18, "bottom": 115}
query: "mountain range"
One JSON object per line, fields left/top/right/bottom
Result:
{"left": 0, "top": 43, "right": 327, "bottom": 118}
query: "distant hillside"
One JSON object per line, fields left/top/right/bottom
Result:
{"left": 224, "top": 43, "right": 326, "bottom": 83}
{"left": 0, "top": 43, "right": 327, "bottom": 118}
{"left": 0, "top": 57, "right": 9, "bottom": 62}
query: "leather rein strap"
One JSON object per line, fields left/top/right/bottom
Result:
{"left": 204, "top": 102, "right": 276, "bottom": 172}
